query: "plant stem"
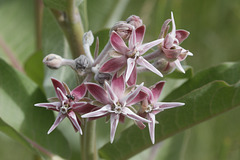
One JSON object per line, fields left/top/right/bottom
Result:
{"left": 81, "top": 120, "right": 97, "bottom": 160}
{"left": 35, "top": 0, "right": 43, "bottom": 51}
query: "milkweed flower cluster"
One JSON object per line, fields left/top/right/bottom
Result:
{"left": 35, "top": 12, "right": 191, "bottom": 144}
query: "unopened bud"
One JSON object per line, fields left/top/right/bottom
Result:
{"left": 83, "top": 30, "right": 94, "bottom": 46}
{"left": 154, "top": 58, "right": 176, "bottom": 74}
{"left": 94, "top": 72, "right": 112, "bottom": 85}
{"left": 111, "top": 21, "right": 133, "bottom": 41}
{"left": 43, "top": 54, "right": 63, "bottom": 69}
{"left": 75, "top": 55, "right": 91, "bottom": 75}
{"left": 126, "top": 15, "right": 143, "bottom": 28}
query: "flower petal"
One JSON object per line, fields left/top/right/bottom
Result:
{"left": 34, "top": 102, "right": 61, "bottom": 111}
{"left": 154, "top": 102, "right": 185, "bottom": 111}
{"left": 176, "top": 30, "right": 190, "bottom": 44}
{"left": 56, "top": 88, "right": 68, "bottom": 102}
{"left": 135, "top": 25, "right": 145, "bottom": 45}
{"left": 51, "top": 78, "right": 66, "bottom": 99}
{"left": 170, "top": 11, "right": 176, "bottom": 38}
{"left": 111, "top": 74, "right": 125, "bottom": 99}
{"left": 122, "top": 107, "right": 150, "bottom": 123}
{"left": 123, "top": 83, "right": 143, "bottom": 105}
{"left": 174, "top": 59, "right": 185, "bottom": 73}
{"left": 159, "top": 19, "right": 171, "bottom": 38}
{"left": 148, "top": 113, "right": 156, "bottom": 144}
{"left": 105, "top": 80, "right": 118, "bottom": 103}
{"left": 85, "top": 82, "right": 110, "bottom": 104}
{"left": 129, "top": 28, "right": 136, "bottom": 50}
{"left": 110, "top": 114, "right": 119, "bottom": 143}
{"left": 125, "top": 58, "right": 136, "bottom": 82}
{"left": 162, "top": 47, "right": 182, "bottom": 60}
{"left": 68, "top": 111, "right": 83, "bottom": 134}
{"left": 81, "top": 104, "right": 111, "bottom": 118}
{"left": 71, "top": 83, "right": 87, "bottom": 101}
{"left": 163, "top": 34, "right": 174, "bottom": 49}
{"left": 138, "top": 38, "right": 164, "bottom": 55}
{"left": 137, "top": 56, "right": 163, "bottom": 77}
{"left": 127, "top": 90, "right": 147, "bottom": 106}
{"left": 99, "top": 56, "right": 127, "bottom": 73}
{"left": 73, "top": 103, "right": 97, "bottom": 114}
{"left": 47, "top": 113, "right": 66, "bottom": 134}
{"left": 151, "top": 81, "right": 165, "bottom": 103}
{"left": 110, "top": 31, "right": 129, "bottom": 54}
{"left": 126, "top": 65, "right": 137, "bottom": 86}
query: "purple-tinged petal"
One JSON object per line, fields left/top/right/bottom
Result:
{"left": 125, "top": 58, "right": 136, "bottom": 82}
{"left": 111, "top": 74, "right": 125, "bottom": 99}
{"left": 122, "top": 107, "right": 150, "bottom": 123}
{"left": 141, "top": 86, "right": 153, "bottom": 101}
{"left": 124, "top": 83, "right": 143, "bottom": 105}
{"left": 138, "top": 38, "right": 164, "bottom": 55}
{"left": 68, "top": 111, "right": 83, "bottom": 134}
{"left": 159, "top": 19, "right": 171, "bottom": 38}
{"left": 135, "top": 25, "right": 145, "bottom": 45}
{"left": 129, "top": 28, "right": 136, "bottom": 50}
{"left": 162, "top": 47, "right": 182, "bottom": 59}
{"left": 99, "top": 56, "right": 127, "bottom": 73}
{"left": 81, "top": 104, "right": 111, "bottom": 118}
{"left": 154, "top": 102, "right": 185, "bottom": 110}
{"left": 147, "top": 113, "right": 156, "bottom": 144}
{"left": 119, "top": 114, "right": 125, "bottom": 123}
{"left": 127, "top": 90, "right": 147, "bottom": 106}
{"left": 105, "top": 81, "right": 118, "bottom": 103}
{"left": 137, "top": 56, "right": 163, "bottom": 77}
{"left": 170, "top": 12, "right": 176, "bottom": 38}
{"left": 163, "top": 34, "right": 174, "bottom": 49}
{"left": 126, "top": 65, "right": 137, "bottom": 86}
{"left": 151, "top": 81, "right": 165, "bottom": 103}
{"left": 174, "top": 59, "right": 185, "bottom": 73}
{"left": 34, "top": 102, "right": 61, "bottom": 111}
{"left": 56, "top": 88, "right": 68, "bottom": 102}
{"left": 47, "top": 113, "right": 66, "bottom": 134}
{"left": 176, "top": 30, "right": 190, "bottom": 44}
{"left": 110, "top": 114, "right": 119, "bottom": 143}
{"left": 110, "top": 31, "right": 130, "bottom": 54}
{"left": 72, "top": 102, "right": 87, "bottom": 109}
{"left": 73, "top": 103, "right": 97, "bottom": 114}
{"left": 136, "top": 120, "right": 146, "bottom": 129}
{"left": 51, "top": 78, "right": 66, "bottom": 99}
{"left": 71, "top": 83, "right": 87, "bottom": 101}
{"left": 85, "top": 82, "right": 110, "bottom": 104}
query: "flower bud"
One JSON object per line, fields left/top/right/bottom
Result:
{"left": 83, "top": 30, "right": 94, "bottom": 46}
{"left": 43, "top": 54, "right": 63, "bottom": 69}
{"left": 94, "top": 72, "right": 112, "bottom": 85}
{"left": 75, "top": 55, "right": 91, "bottom": 75}
{"left": 126, "top": 15, "right": 143, "bottom": 28}
{"left": 110, "top": 21, "right": 133, "bottom": 41}
{"left": 154, "top": 58, "right": 176, "bottom": 74}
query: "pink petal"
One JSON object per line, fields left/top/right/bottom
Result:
{"left": 129, "top": 28, "right": 137, "bottom": 50}
{"left": 68, "top": 111, "right": 83, "bottom": 134}
{"left": 155, "top": 102, "right": 185, "bottom": 111}
{"left": 111, "top": 74, "right": 125, "bottom": 99}
{"left": 136, "top": 120, "right": 146, "bottom": 129}
{"left": 47, "top": 113, "right": 66, "bottom": 134}
{"left": 56, "top": 88, "right": 68, "bottom": 102}
{"left": 176, "top": 30, "right": 190, "bottom": 44}
{"left": 125, "top": 58, "right": 136, "bottom": 82}
{"left": 127, "top": 90, "right": 147, "bottom": 106}
{"left": 105, "top": 81, "right": 118, "bottom": 103}
{"left": 72, "top": 102, "right": 88, "bottom": 110}
{"left": 162, "top": 47, "right": 182, "bottom": 59}
{"left": 141, "top": 86, "right": 153, "bottom": 101}
{"left": 135, "top": 25, "right": 145, "bottom": 45}
{"left": 110, "top": 114, "right": 119, "bottom": 143}
{"left": 170, "top": 12, "right": 176, "bottom": 38}
{"left": 81, "top": 104, "right": 111, "bottom": 118}
{"left": 99, "top": 56, "right": 127, "bottom": 73}
{"left": 73, "top": 103, "right": 97, "bottom": 114}
{"left": 174, "top": 59, "right": 185, "bottom": 73}
{"left": 138, "top": 38, "right": 164, "bottom": 55}
{"left": 51, "top": 78, "right": 66, "bottom": 99}
{"left": 110, "top": 31, "right": 129, "bottom": 54}
{"left": 123, "top": 83, "right": 143, "bottom": 105}
{"left": 148, "top": 113, "right": 156, "bottom": 144}
{"left": 122, "top": 107, "right": 150, "bottom": 123}
{"left": 163, "top": 34, "right": 174, "bottom": 49}
{"left": 34, "top": 102, "right": 61, "bottom": 111}
{"left": 137, "top": 56, "right": 163, "bottom": 77}
{"left": 159, "top": 19, "right": 171, "bottom": 38}
{"left": 71, "top": 83, "right": 87, "bottom": 101}
{"left": 85, "top": 82, "right": 110, "bottom": 104}
{"left": 126, "top": 65, "right": 137, "bottom": 86}
{"left": 151, "top": 81, "right": 165, "bottom": 103}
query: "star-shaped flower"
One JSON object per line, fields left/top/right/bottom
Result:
{"left": 82, "top": 74, "right": 150, "bottom": 143}
{"left": 100, "top": 25, "right": 164, "bottom": 86}
{"left": 137, "top": 81, "right": 185, "bottom": 144}
{"left": 34, "top": 78, "right": 90, "bottom": 134}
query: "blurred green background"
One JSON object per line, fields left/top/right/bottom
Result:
{"left": 0, "top": 0, "right": 240, "bottom": 159}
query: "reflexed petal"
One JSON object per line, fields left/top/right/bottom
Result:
{"left": 170, "top": 12, "right": 176, "bottom": 38}
{"left": 47, "top": 113, "right": 66, "bottom": 134}
{"left": 62, "top": 82, "right": 71, "bottom": 95}
{"left": 122, "top": 107, "right": 150, "bottom": 123}
{"left": 126, "top": 65, "right": 137, "bottom": 86}
{"left": 110, "top": 114, "right": 119, "bottom": 143}
{"left": 162, "top": 47, "right": 182, "bottom": 59}
{"left": 137, "top": 56, "right": 163, "bottom": 77}
{"left": 34, "top": 102, "right": 61, "bottom": 111}
{"left": 129, "top": 28, "right": 136, "bottom": 50}
{"left": 125, "top": 58, "right": 136, "bottom": 82}
{"left": 135, "top": 25, "right": 145, "bottom": 45}
{"left": 85, "top": 83, "right": 110, "bottom": 104}
{"left": 72, "top": 102, "right": 87, "bottom": 109}
{"left": 136, "top": 120, "right": 146, "bottom": 129}
{"left": 148, "top": 113, "right": 156, "bottom": 144}
{"left": 174, "top": 59, "right": 185, "bottom": 73}
{"left": 81, "top": 104, "right": 111, "bottom": 118}
{"left": 159, "top": 19, "right": 171, "bottom": 38}
{"left": 105, "top": 81, "right": 118, "bottom": 103}
{"left": 151, "top": 81, "right": 165, "bottom": 103}
{"left": 51, "top": 78, "right": 66, "bottom": 99}
{"left": 111, "top": 74, "right": 125, "bottom": 99}
{"left": 176, "top": 30, "right": 190, "bottom": 44}
{"left": 155, "top": 102, "right": 185, "bottom": 110}
{"left": 141, "top": 86, "right": 153, "bottom": 101}
{"left": 110, "top": 31, "right": 129, "bottom": 54}
{"left": 68, "top": 111, "right": 83, "bottom": 134}
{"left": 123, "top": 83, "right": 143, "bottom": 105}
{"left": 99, "top": 56, "right": 127, "bottom": 73}
{"left": 71, "top": 83, "right": 87, "bottom": 101}
{"left": 56, "top": 88, "right": 68, "bottom": 102}
{"left": 138, "top": 38, "right": 164, "bottom": 55}
{"left": 73, "top": 103, "right": 97, "bottom": 114}
{"left": 127, "top": 90, "right": 147, "bottom": 106}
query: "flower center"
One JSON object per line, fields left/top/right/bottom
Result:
{"left": 145, "top": 105, "right": 153, "bottom": 113}
{"left": 114, "top": 102, "right": 122, "bottom": 114}
{"left": 60, "top": 105, "right": 69, "bottom": 114}
{"left": 66, "top": 94, "right": 75, "bottom": 101}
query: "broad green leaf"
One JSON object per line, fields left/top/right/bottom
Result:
{"left": 0, "top": 59, "right": 70, "bottom": 159}
{"left": 43, "top": 0, "right": 83, "bottom": 11}
{"left": 98, "top": 62, "right": 240, "bottom": 160}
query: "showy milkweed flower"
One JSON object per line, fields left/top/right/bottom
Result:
{"left": 82, "top": 74, "right": 150, "bottom": 143}
{"left": 34, "top": 78, "right": 90, "bottom": 134}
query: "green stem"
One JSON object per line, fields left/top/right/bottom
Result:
{"left": 35, "top": 0, "right": 43, "bottom": 51}
{"left": 81, "top": 120, "right": 97, "bottom": 160}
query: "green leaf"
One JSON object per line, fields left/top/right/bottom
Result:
{"left": 43, "top": 0, "right": 83, "bottom": 11}
{"left": 0, "top": 59, "right": 71, "bottom": 159}
{"left": 98, "top": 62, "right": 240, "bottom": 160}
